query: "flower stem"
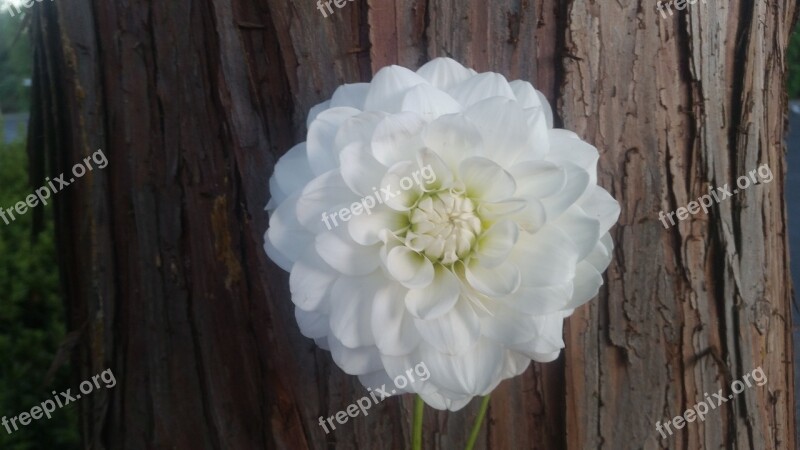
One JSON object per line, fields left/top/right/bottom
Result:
{"left": 412, "top": 395, "right": 424, "bottom": 450}
{"left": 464, "top": 395, "right": 491, "bottom": 450}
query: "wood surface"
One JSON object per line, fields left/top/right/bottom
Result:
{"left": 28, "top": 0, "right": 796, "bottom": 448}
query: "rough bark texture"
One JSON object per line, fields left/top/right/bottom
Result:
{"left": 29, "top": 0, "right": 795, "bottom": 448}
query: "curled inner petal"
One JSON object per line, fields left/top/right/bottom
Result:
{"left": 407, "top": 192, "right": 481, "bottom": 265}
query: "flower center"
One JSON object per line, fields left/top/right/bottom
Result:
{"left": 405, "top": 191, "right": 482, "bottom": 265}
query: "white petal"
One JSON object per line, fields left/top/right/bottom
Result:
{"left": 339, "top": 142, "right": 387, "bottom": 197}
{"left": 529, "top": 350, "right": 561, "bottom": 363}
{"left": 328, "top": 336, "right": 383, "bottom": 376}
{"left": 267, "top": 193, "right": 314, "bottom": 266}
{"left": 348, "top": 207, "right": 408, "bottom": 245}
{"left": 496, "top": 282, "right": 573, "bottom": 315}
{"left": 418, "top": 391, "right": 474, "bottom": 411}
{"left": 266, "top": 175, "right": 286, "bottom": 211}
{"left": 289, "top": 246, "right": 338, "bottom": 312}
{"left": 477, "top": 198, "right": 546, "bottom": 233}
{"left": 274, "top": 143, "right": 315, "bottom": 197}
{"left": 509, "top": 80, "right": 543, "bottom": 109}
{"left": 458, "top": 157, "right": 516, "bottom": 202}
{"left": 296, "top": 170, "right": 359, "bottom": 234}
{"left": 416, "top": 57, "right": 475, "bottom": 90}
{"left": 499, "top": 351, "right": 531, "bottom": 379}
{"left": 307, "top": 100, "right": 331, "bottom": 129}
{"left": 263, "top": 234, "right": 293, "bottom": 272}
{"left": 414, "top": 147, "right": 454, "bottom": 191}
{"left": 464, "top": 260, "right": 521, "bottom": 297}
{"left": 335, "top": 111, "right": 389, "bottom": 152}
{"left": 371, "top": 112, "right": 426, "bottom": 167}
{"left": 386, "top": 246, "right": 435, "bottom": 289}
{"left": 584, "top": 233, "right": 614, "bottom": 272}
{"left": 475, "top": 220, "right": 518, "bottom": 267}
{"left": 295, "top": 308, "right": 329, "bottom": 339}
{"left": 482, "top": 306, "right": 566, "bottom": 346}
{"left": 536, "top": 90, "right": 554, "bottom": 128}
{"left": 315, "top": 337, "right": 330, "bottom": 351}
{"left": 372, "top": 283, "right": 421, "bottom": 356}
{"left": 510, "top": 336, "right": 564, "bottom": 361}
{"left": 448, "top": 72, "right": 516, "bottom": 107}
{"left": 578, "top": 185, "right": 620, "bottom": 233}
{"left": 335, "top": 111, "right": 389, "bottom": 150}
{"left": 509, "top": 80, "right": 552, "bottom": 156}
{"left": 364, "top": 65, "right": 429, "bottom": 113}
{"left": 401, "top": 83, "right": 462, "bottom": 121}
{"left": 421, "top": 114, "right": 483, "bottom": 170}
{"left": 508, "top": 313, "right": 566, "bottom": 357}
{"left": 515, "top": 199, "right": 547, "bottom": 232}
{"left": 539, "top": 162, "right": 590, "bottom": 221}
{"left": 518, "top": 107, "right": 550, "bottom": 161}
{"left": 330, "top": 83, "right": 370, "bottom": 109}
{"left": 358, "top": 370, "right": 400, "bottom": 395}
{"left": 380, "top": 353, "right": 432, "bottom": 392}
{"left": 509, "top": 225, "right": 579, "bottom": 287}
{"left": 405, "top": 265, "right": 462, "bottom": 319}
{"left": 414, "top": 298, "right": 479, "bottom": 355}
{"left": 379, "top": 233, "right": 404, "bottom": 266}
{"left": 476, "top": 199, "right": 527, "bottom": 220}
{"left": 566, "top": 260, "right": 604, "bottom": 309}
{"left": 307, "top": 107, "right": 361, "bottom": 175}
{"left": 510, "top": 160, "right": 567, "bottom": 199}
{"left": 552, "top": 207, "right": 601, "bottom": 260}
{"left": 547, "top": 129, "right": 599, "bottom": 184}
{"left": 463, "top": 97, "right": 535, "bottom": 166}
{"left": 420, "top": 338, "right": 504, "bottom": 395}
{"left": 315, "top": 230, "right": 381, "bottom": 275}
{"left": 554, "top": 129, "right": 580, "bottom": 139}
{"left": 380, "top": 161, "right": 425, "bottom": 211}
{"left": 329, "top": 274, "right": 384, "bottom": 348}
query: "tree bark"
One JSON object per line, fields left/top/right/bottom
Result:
{"left": 30, "top": 0, "right": 796, "bottom": 448}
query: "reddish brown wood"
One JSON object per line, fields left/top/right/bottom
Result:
{"left": 29, "top": 0, "right": 795, "bottom": 448}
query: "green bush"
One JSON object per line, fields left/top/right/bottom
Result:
{"left": 788, "top": 24, "right": 800, "bottom": 99}
{"left": 0, "top": 138, "right": 78, "bottom": 449}
{"left": 0, "top": 14, "right": 32, "bottom": 113}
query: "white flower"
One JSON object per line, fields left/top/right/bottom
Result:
{"left": 265, "top": 58, "right": 620, "bottom": 411}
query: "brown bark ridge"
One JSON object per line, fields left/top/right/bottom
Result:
{"left": 29, "top": 0, "right": 795, "bottom": 448}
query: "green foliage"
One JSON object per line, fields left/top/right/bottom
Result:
{"left": 0, "top": 138, "right": 78, "bottom": 449}
{"left": 788, "top": 23, "right": 800, "bottom": 98}
{"left": 0, "top": 12, "right": 32, "bottom": 113}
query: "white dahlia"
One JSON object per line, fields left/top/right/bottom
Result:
{"left": 265, "top": 58, "right": 619, "bottom": 411}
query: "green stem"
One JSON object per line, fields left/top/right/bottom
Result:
{"left": 464, "top": 395, "right": 491, "bottom": 450}
{"left": 412, "top": 395, "right": 424, "bottom": 450}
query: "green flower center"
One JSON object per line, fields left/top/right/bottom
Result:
{"left": 405, "top": 191, "right": 482, "bottom": 265}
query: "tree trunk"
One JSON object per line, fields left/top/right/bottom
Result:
{"left": 30, "top": 0, "right": 796, "bottom": 448}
